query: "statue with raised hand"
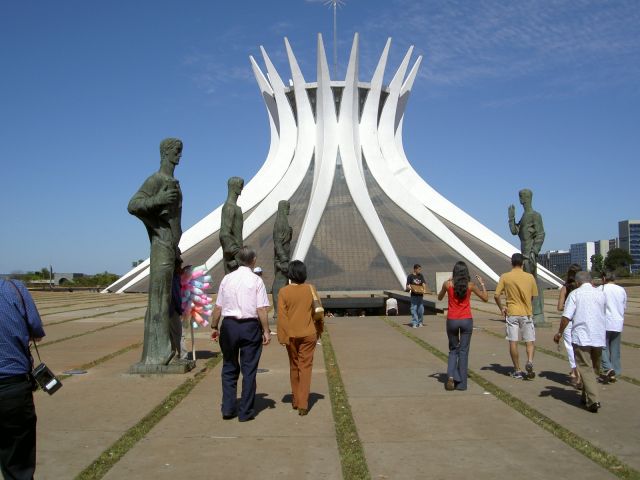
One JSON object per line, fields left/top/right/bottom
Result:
{"left": 220, "top": 177, "right": 244, "bottom": 274}
{"left": 508, "top": 188, "right": 547, "bottom": 325}
{"left": 128, "top": 138, "right": 184, "bottom": 369}
{"left": 272, "top": 200, "right": 292, "bottom": 320}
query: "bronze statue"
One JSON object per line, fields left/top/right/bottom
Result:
{"left": 128, "top": 138, "right": 186, "bottom": 370}
{"left": 220, "top": 177, "right": 244, "bottom": 274}
{"left": 508, "top": 188, "right": 546, "bottom": 325}
{"left": 272, "top": 200, "right": 292, "bottom": 320}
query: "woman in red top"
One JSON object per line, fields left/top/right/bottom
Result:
{"left": 437, "top": 261, "right": 488, "bottom": 391}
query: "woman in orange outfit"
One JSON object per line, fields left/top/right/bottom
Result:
{"left": 277, "top": 260, "right": 323, "bottom": 416}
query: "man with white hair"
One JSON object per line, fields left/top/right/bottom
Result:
{"left": 554, "top": 271, "right": 606, "bottom": 413}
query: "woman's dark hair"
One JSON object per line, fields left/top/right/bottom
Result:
{"left": 452, "top": 261, "right": 470, "bottom": 300}
{"left": 287, "top": 260, "right": 307, "bottom": 284}
{"left": 565, "top": 263, "right": 582, "bottom": 295}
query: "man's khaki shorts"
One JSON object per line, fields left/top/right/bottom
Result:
{"left": 505, "top": 315, "right": 535, "bottom": 342}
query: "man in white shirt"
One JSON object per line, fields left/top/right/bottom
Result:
{"left": 385, "top": 297, "right": 398, "bottom": 316}
{"left": 211, "top": 247, "right": 271, "bottom": 421}
{"left": 600, "top": 271, "right": 627, "bottom": 382}
{"left": 554, "top": 271, "right": 606, "bottom": 412}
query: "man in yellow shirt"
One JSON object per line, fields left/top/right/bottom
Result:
{"left": 494, "top": 253, "right": 539, "bottom": 379}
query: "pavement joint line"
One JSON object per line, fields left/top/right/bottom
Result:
{"left": 381, "top": 316, "right": 640, "bottom": 480}
{"left": 39, "top": 300, "right": 146, "bottom": 316}
{"left": 75, "top": 355, "right": 222, "bottom": 480}
{"left": 621, "top": 340, "right": 640, "bottom": 349}
{"left": 57, "top": 342, "right": 144, "bottom": 381}
{"left": 478, "top": 327, "right": 640, "bottom": 387}
{"left": 321, "top": 329, "right": 371, "bottom": 480}
{"left": 39, "top": 317, "right": 144, "bottom": 348}
{"left": 45, "top": 305, "right": 146, "bottom": 326}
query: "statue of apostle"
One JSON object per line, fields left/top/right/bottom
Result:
{"left": 220, "top": 177, "right": 245, "bottom": 274}
{"left": 508, "top": 188, "right": 546, "bottom": 325}
{"left": 272, "top": 200, "right": 292, "bottom": 320}
{"left": 128, "top": 138, "right": 183, "bottom": 367}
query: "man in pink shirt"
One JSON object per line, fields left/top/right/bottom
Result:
{"left": 211, "top": 247, "right": 271, "bottom": 421}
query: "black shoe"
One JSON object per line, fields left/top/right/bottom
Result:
{"left": 238, "top": 415, "right": 255, "bottom": 422}
{"left": 587, "top": 402, "right": 601, "bottom": 413}
{"left": 525, "top": 362, "right": 535, "bottom": 380}
{"left": 222, "top": 412, "right": 237, "bottom": 420}
{"left": 606, "top": 369, "right": 617, "bottom": 383}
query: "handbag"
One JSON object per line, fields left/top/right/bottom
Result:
{"left": 309, "top": 285, "right": 324, "bottom": 322}
{"left": 7, "top": 281, "right": 62, "bottom": 395}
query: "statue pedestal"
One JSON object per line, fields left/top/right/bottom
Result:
{"left": 129, "top": 359, "right": 196, "bottom": 374}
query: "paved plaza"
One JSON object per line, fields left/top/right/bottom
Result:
{"left": 31, "top": 287, "right": 640, "bottom": 479}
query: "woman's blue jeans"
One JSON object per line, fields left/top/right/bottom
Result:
{"left": 446, "top": 318, "right": 473, "bottom": 390}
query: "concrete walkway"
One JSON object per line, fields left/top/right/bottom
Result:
{"left": 28, "top": 291, "right": 640, "bottom": 479}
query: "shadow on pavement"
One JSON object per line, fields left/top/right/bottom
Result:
{"left": 255, "top": 393, "right": 277, "bottom": 414}
{"left": 281, "top": 393, "right": 326, "bottom": 411}
{"left": 427, "top": 372, "right": 448, "bottom": 385}
{"left": 538, "top": 370, "right": 572, "bottom": 386}
{"left": 480, "top": 363, "right": 513, "bottom": 376}
{"left": 539, "top": 385, "right": 582, "bottom": 408}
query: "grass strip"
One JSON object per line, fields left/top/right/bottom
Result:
{"left": 382, "top": 317, "right": 640, "bottom": 480}
{"left": 321, "top": 330, "right": 371, "bottom": 480}
{"left": 39, "top": 317, "right": 143, "bottom": 348}
{"left": 75, "top": 355, "right": 221, "bottom": 480}
{"left": 58, "top": 342, "right": 143, "bottom": 381}
{"left": 46, "top": 305, "right": 146, "bottom": 326}
{"left": 479, "top": 327, "right": 640, "bottom": 387}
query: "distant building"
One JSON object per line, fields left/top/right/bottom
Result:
{"left": 619, "top": 220, "right": 640, "bottom": 273}
{"left": 538, "top": 250, "right": 571, "bottom": 277}
{"left": 594, "top": 239, "right": 612, "bottom": 258}
{"left": 570, "top": 242, "right": 595, "bottom": 272}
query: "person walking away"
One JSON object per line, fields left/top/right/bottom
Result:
{"left": 557, "top": 264, "right": 582, "bottom": 387}
{"left": 277, "top": 261, "right": 323, "bottom": 416}
{"left": 0, "top": 279, "right": 46, "bottom": 479}
{"left": 494, "top": 253, "right": 538, "bottom": 380}
{"left": 438, "top": 262, "right": 488, "bottom": 391}
{"left": 210, "top": 247, "right": 271, "bottom": 422}
{"left": 554, "top": 271, "right": 606, "bottom": 412}
{"left": 406, "top": 264, "right": 428, "bottom": 328}
{"left": 599, "top": 271, "right": 626, "bottom": 383}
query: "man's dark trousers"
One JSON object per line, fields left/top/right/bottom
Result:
{"left": 0, "top": 377, "right": 37, "bottom": 480}
{"left": 219, "top": 318, "right": 263, "bottom": 421}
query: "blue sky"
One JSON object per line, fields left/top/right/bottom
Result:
{"left": 1, "top": 0, "right": 638, "bottom": 275}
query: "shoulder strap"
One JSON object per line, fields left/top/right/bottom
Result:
{"left": 309, "top": 284, "right": 318, "bottom": 302}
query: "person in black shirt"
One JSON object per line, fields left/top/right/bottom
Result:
{"left": 406, "top": 264, "right": 427, "bottom": 328}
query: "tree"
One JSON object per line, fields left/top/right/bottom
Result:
{"left": 590, "top": 253, "right": 604, "bottom": 275}
{"left": 604, "top": 248, "right": 633, "bottom": 272}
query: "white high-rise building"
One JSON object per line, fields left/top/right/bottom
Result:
{"left": 107, "top": 35, "right": 562, "bottom": 293}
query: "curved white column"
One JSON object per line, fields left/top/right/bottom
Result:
{"left": 202, "top": 38, "right": 317, "bottom": 271}
{"left": 292, "top": 34, "right": 339, "bottom": 261}
{"left": 364, "top": 42, "right": 500, "bottom": 282}
{"left": 338, "top": 35, "right": 406, "bottom": 286}
{"left": 385, "top": 57, "right": 561, "bottom": 286}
